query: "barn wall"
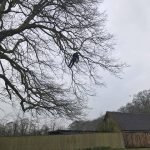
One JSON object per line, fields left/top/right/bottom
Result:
{"left": 123, "top": 132, "right": 150, "bottom": 148}
{"left": 0, "top": 133, "right": 124, "bottom": 150}
{"left": 103, "top": 114, "right": 121, "bottom": 132}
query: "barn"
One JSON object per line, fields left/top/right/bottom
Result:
{"left": 104, "top": 111, "right": 150, "bottom": 148}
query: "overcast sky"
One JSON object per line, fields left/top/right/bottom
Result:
{"left": 87, "top": 0, "right": 150, "bottom": 119}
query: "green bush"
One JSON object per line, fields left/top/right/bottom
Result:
{"left": 78, "top": 146, "right": 112, "bottom": 150}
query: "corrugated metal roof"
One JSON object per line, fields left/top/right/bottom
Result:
{"left": 105, "top": 112, "right": 150, "bottom": 131}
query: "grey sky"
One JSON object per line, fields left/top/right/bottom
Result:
{"left": 87, "top": 0, "right": 150, "bottom": 119}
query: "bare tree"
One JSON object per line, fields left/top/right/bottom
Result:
{"left": 119, "top": 90, "right": 150, "bottom": 114}
{"left": 40, "top": 124, "right": 49, "bottom": 135}
{"left": 0, "top": 0, "right": 124, "bottom": 119}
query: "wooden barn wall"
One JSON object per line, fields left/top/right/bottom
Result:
{"left": 123, "top": 132, "right": 150, "bottom": 148}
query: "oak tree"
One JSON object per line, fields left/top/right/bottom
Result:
{"left": 0, "top": 0, "right": 124, "bottom": 119}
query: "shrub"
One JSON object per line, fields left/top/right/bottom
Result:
{"left": 78, "top": 146, "right": 112, "bottom": 150}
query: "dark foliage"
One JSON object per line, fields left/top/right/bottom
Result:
{"left": 119, "top": 90, "right": 150, "bottom": 114}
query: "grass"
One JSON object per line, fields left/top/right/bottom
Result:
{"left": 78, "top": 147, "right": 150, "bottom": 150}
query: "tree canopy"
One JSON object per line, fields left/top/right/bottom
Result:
{"left": 119, "top": 90, "right": 150, "bottom": 114}
{"left": 0, "top": 0, "right": 124, "bottom": 119}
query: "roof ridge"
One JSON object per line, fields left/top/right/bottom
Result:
{"left": 106, "top": 111, "right": 150, "bottom": 116}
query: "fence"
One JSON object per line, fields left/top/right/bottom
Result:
{"left": 123, "top": 132, "right": 150, "bottom": 148}
{"left": 0, "top": 133, "right": 124, "bottom": 150}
